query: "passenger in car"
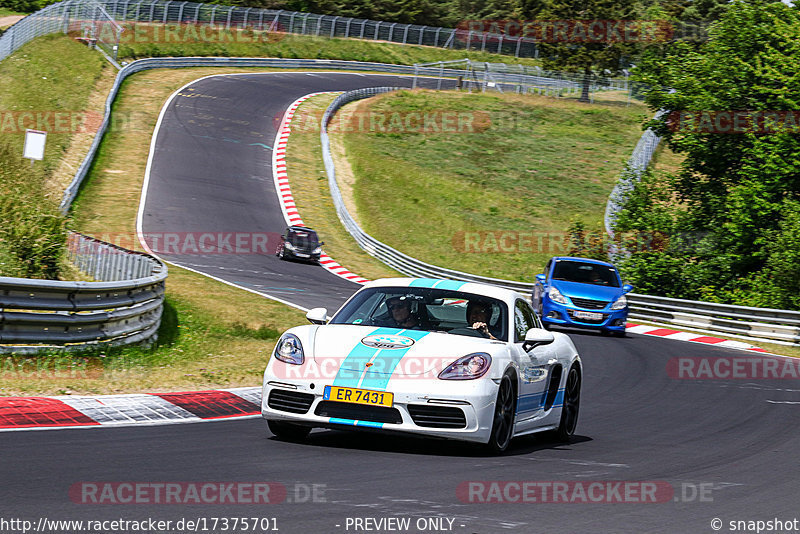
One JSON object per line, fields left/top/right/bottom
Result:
{"left": 467, "top": 300, "right": 499, "bottom": 340}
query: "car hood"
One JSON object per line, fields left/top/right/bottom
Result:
{"left": 551, "top": 280, "right": 623, "bottom": 302}
{"left": 312, "top": 325, "right": 498, "bottom": 376}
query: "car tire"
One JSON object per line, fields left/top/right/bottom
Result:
{"left": 487, "top": 372, "right": 516, "bottom": 454}
{"left": 278, "top": 248, "right": 286, "bottom": 260}
{"left": 555, "top": 365, "right": 581, "bottom": 442}
{"left": 267, "top": 420, "right": 311, "bottom": 441}
{"left": 613, "top": 330, "right": 626, "bottom": 338}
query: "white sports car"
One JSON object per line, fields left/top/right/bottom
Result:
{"left": 261, "top": 278, "right": 582, "bottom": 452}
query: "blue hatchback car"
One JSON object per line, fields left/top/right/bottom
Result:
{"left": 532, "top": 257, "right": 633, "bottom": 336}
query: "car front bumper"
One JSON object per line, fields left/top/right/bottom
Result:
{"left": 541, "top": 298, "right": 628, "bottom": 331}
{"left": 261, "top": 363, "right": 501, "bottom": 444}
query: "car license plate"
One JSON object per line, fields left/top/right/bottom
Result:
{"left": 324, "top": 386, "right": 393, "bottom": 407}
{"left": 573, "top": 310, "right": 603, "bottom": 320}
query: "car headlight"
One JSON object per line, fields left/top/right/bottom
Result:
{"left": 610, "top": 295, "right": 628, "bottom": 310}
{"left": 284, "top": 242, "right": 295, "bottom": 251}
{"left": 549, "top": 287, "right": 568, "bottom": 305}
{"left": 312, "top": 246, "right": 322, "bottom": 254}
{"left": 274, "top": 333, "right": 304, "bottom": 365}
{"left": 438, "top": 353, "right": 492, "bottom": 380}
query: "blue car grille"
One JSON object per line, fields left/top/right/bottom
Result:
{"left": 570, "top": 297, "right": 609, "bottom": 310}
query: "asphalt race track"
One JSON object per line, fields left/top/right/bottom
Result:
{"left": 139, "top": 72, "right": 456, "bottom": 311}
{"left": 4, "top": 73, "right": 800, "bottom": 534}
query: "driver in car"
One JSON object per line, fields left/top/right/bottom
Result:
{"left": 467, "top": 299, "right": 499, "bottom": 340}
{"left": 380, "top": 296, "right": 420, "bottom": 329}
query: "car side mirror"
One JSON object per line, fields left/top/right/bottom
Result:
{"left": 535, "top": 274, "right": 546, "bottom": 284}
{"left": 306, "top": 307, "right": 328, "bottom": 325}
{"left": 280, "top": 235, "right": 285, "bottom": 240}
{"left": 522, "top": 328, "right": 554, "bottom": 352}
{"left": 622, "top": 283, "right": 634, "bottom": 294}
{"left": 320, "top": 241, "right": 325, "bottom": 246}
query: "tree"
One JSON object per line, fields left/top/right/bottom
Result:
{"left": 522, "top": 0, "right": 661, "bottom": 102}
{"left": 617, "top": 0, "right": 800, "bottom": 306}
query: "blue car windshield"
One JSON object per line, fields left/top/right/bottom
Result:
{"left": 330, "top": 287, "right": 509, "bottom": 341}
{"left": 552, "top": 261, "right": 620, "bottom": 287}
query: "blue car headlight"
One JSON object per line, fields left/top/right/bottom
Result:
{"left": 610, "top": 295, "right": 628, "bottom": 310}
{"left": 284, "top": 242, "right": 296, "bottom": 251}
{"left": 549, "top": 287, "right": 568, "bottom": 305}
{"left": 312, "top": 246, "right": 322, "bottom": 254}
{"left": 274, "top": 333, "right": 304, "bottom": 365}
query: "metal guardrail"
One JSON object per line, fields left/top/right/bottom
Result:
{"left": 320, "top": 89, "right": 800, "bottom": 346}
{"left": 627, "top": 294, "right": 800, "bottom": 346}
{"left": 3, "top": 5, "right": 797, "bottom": 346}
{"left": 0, "top": 232, "right": 167, "bottom": 353}
{"left": 59, "top": 55, "right": 597, "bottom": 213}
{"left": 320, "top": 87, "right": 537, "bottom": 295}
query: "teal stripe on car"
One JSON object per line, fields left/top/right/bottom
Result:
{"left": 432, "top": 279, "right": 468, "bottom": 291}
{"left": 329, "top": 418, "right": 384, "bottom": 428}
{"left": 331, "top": 327, "right": 398, "bottom": 388}
{"left": 358, "top": 330, "right": 430, "bottom": 391}
{"left": 409, "top": 278, "right": 439, "bottom": 288}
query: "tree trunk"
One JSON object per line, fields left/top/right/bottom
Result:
{"left": 579, "top": 67, "right": 592, "bottom": 103}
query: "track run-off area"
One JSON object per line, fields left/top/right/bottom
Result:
{"left": 3, "top": 72, "right": 800, "bottom": 534}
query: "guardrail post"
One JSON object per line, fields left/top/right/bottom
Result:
{"left": 329, "top": 16, "right": 338, "bottom": 38}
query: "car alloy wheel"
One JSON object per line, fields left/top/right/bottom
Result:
{"left": 556, "top": 366, "right": 581, "bottom": 442}
{"left": 487, "top": 373, "right": 516, "bottom": 453}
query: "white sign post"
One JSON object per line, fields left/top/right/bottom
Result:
{"left": 23, "top": 129, "right": 47, "bottom": 167}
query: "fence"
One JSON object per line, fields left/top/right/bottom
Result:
{"left": 94, "top": 0, "right": 543, "bottom": 59}
{"left": 3, "top": 3, "right": 796, "bottom": 346}
{"left": 604, "top": 110, "right": 665, "bottom": 236}
{"left": 0, "top": 232, "right": 167, "bottom": 353}
{"left": 412, "top": 59, "right": 628, "bottom": 98}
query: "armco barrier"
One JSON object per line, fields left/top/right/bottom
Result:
{"left": 58, "top": 56, "right": 595, "bottom": 214}
{"left": 3, "top": 7, "right": 795, "bottom": 346}
{"left": 320, "top": 89, "right": 800, "bottom": 346}
{"left": 0, "top": 232, "right": 166, "bottom": 353}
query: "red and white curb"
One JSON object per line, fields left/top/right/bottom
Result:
{"left": 271, "top": 93, "right": 369, "bottom": 285}
{"left": 626, "top": 323, "right": 769, "bottom": 353}
{"left": 0, "top": 387, "right": 262, "bottom": 432}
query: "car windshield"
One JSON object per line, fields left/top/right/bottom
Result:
{"left": 551, "top": 260, "right": 620, "bottom": 287}
{"left": 330, "top": 287, "right": 508, "bottom": 342}
{"left": 287, "top": 229, "right": 318, "bottom": 248}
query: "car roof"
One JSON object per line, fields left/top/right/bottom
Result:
{"left": 361, "top": 278, "right": 524, "bottom": 303}
{"left": 551, "top": 256, "right": 616, "bottom": 268}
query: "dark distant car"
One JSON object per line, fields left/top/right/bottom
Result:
{"left": 276, "top": 226, "right": 323, "bottom": 263}
{"left": 532, "top": 256, "right": 633, "bottom": 337}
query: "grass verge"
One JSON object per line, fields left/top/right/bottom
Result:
{"left": 1, "top": 66, "right": 325, "bottom": 396}
{"left": 339, "top": 89, "right": 649, "bottom": 281}
{"left": 0, "top": 35, "right": 109, "bottom": 278}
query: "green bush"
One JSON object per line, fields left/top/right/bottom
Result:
{"left": 0, "top": 143, "right": 66, "bottom": 279}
